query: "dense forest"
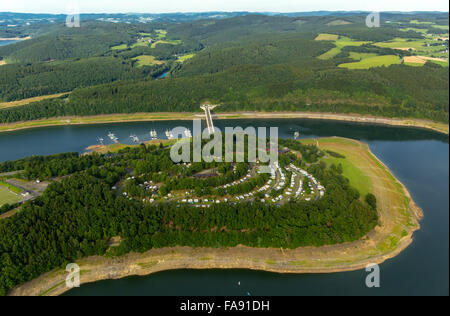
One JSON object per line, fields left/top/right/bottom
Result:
{"left": 0, "top": 140, "right": 378, "bottom": 295}
{"left": 0, "top": 14, "right": 448, "bottom": 123}
{"left": 0, "top": 22, "right": 142, "bottom": 63}
{"left": 1, "top": 58, "right": 447, "bottom": 123}
{"left": 0, "top": 57, "right": 146, "bottom": 101}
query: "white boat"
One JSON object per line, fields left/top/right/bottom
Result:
{"left": 107, "top": 132, "right": 116, "bottom": 139}
{"left": 184, "top": 129, "right": 192, "bottom": 138}
{"left": 130, "top": 134, "right": 140, "bottom": 143}
{"left": 165, "top": 129, "right": 175, "bottom": 139}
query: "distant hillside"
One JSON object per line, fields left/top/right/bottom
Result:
{"left": 0, "top": 13, "right": 448, "bottom": 124}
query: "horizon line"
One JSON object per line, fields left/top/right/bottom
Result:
{"left": 1, "top": 10, "right": 449, "bottom": 15}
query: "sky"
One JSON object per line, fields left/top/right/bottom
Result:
{"left": 0, "top": 0, "right": 448, "bottom": 14}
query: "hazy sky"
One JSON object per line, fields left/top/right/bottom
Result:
{"left": 0, "top": 0, "right": 448, "bottom": 14}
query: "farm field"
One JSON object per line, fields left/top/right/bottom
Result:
{"left": 399, "top": 27, "right": 428, "bottom": 34}
{"left": 347, "top": 52, "right": 378, "bottom": 60}
{"left": 132, "top": 55, "right": 165, "bottom": 67}
{"left": 155, "top": 29, "right": 168, "bottom": 38}
{"left": 338, "top": 55, "right": 401, "bottom": 69}
{"left": 177, "top": 53, "right": 196, "bottom": 62}
{"left": 316, "top": 35, "right": 371, "bottom": 59}
{"left": 373, "top": 37, "right": 449, "bottom": 60}
{"left": 404, "top": 55, "right": 449, "bottom": 66}
{"left": 314, "top": 33, "right": 338, "bottom": 41}
{"left": 111, "top": 43, "right": 128, "bottom": 50}
{"left": 151, "top": 39, "right": 182, "bottom": 48}
{"left": 130, "top": 41, "right": 150, "bottom": 48}
{"left": 326, "top": 19, "right": 352, "bottom": 26}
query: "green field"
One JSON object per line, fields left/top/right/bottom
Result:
{"left": 177, "top": 53, "right": 196, "bottom": 62}
{"left": 132, "top": 55, "right": 166, "bottom": 67}
{"left": 0, "top": 183, "right": 21, "bottom": 206}
{"left": 322, "top": 154, "right": 371, "bottom": 197}
{"left": 399, "top": 27, "right": 428, "bottom": 34}
{"left": 431, "top": 24, "right": 449, "bottom": 30}
{"left": 0, "top": 181, "right": 21, "bottom": 194}
{"left": 347, "top": 52, "right": 378, "bottom": 60}
{"left": 338, "top": 55, "right": 401, "bottom": 69}
{"left": 326, "top": 19, "right": 352, "bottom": 26}
{"left": 373, "top": 37, "right": 429, "bottom": 50}
{"left": 314, "top": 33, "right": 338, "bottom": 41}
{"left": 409, "top": 20, "right": 448, "bottom": 30}
{"left": 404, "top": 61, "right": 424, "bottom": 67}
{"left": 301, "top": 138, "right": 373, "bottom": 197}
{"left": 130, "top": 41, "right": 149, "bottom": 48}
{"left": 110, "top": 43, "right": 128, "bottom": 50}
{"left": 316, "top": 35, "right": 371, "bottom": 60}
{"left": 155, "top": 29, "right": 168, "bottom": 39}
{"left": 373, "top": 37, "right": 449, "bottom": 59}
{"left": 151, "top": 39, "right": 182, "bottom": 48}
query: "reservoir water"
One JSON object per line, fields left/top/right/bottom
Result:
{"left": 0, "top": 40, "right": 18, "bottom": 46}
{"left": 0, "top": 119, "right": 448, "bottom": 295}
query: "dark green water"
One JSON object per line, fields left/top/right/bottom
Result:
{"left": 0, "top": 119, "right": 448, "bottom": 295}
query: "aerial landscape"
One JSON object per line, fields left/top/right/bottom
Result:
{"left": 0, "top": 0, "right": 448, "bottom": 301}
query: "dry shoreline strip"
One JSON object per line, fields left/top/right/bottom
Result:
{"left": 0, "top": 37, "right": 31, "bottom": 41}
{"left": 8, "top": 137, "right": 423, "bottom": 296}
{"left": 0, "top": 111, "right": 448, "bottom": 135}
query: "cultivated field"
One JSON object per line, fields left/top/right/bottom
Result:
{"left": 177, "top": 53, "right": 196, "bottom": 62}
{"left": 338, "top": 55, "right": 401, "bottom": 69}
{"left": 151, "top": 39, "right": 182, "bottom": 48}
{"left": 314, "top": 33, "right": 338, "bottom": 41}
{"left": 316, "top": 35, "right": 370, "bottom": 60}
{"left": 132, "top": 55, "right": 166, "bottom": 67}
{"left": 373, "top": 37, "right": 449, "bottom": 61}
{"left": 110, "top": 43, "right": 128, "bottom": 50}
{"left": 326, "top": 19, "right": 352, "bottom": 26}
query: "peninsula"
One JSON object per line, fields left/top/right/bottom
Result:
{"left": 4, "top": 137, "right": 422, "bottom": 296}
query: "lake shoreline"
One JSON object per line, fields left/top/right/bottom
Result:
{"left": 0, "top": 111, "right": 448, "bottom": 135}
{"left": 8, "top": 137, "right": 423, "bottom": 296}
{"left": 0, "top": 37, "right": 31, "bottom": 41}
